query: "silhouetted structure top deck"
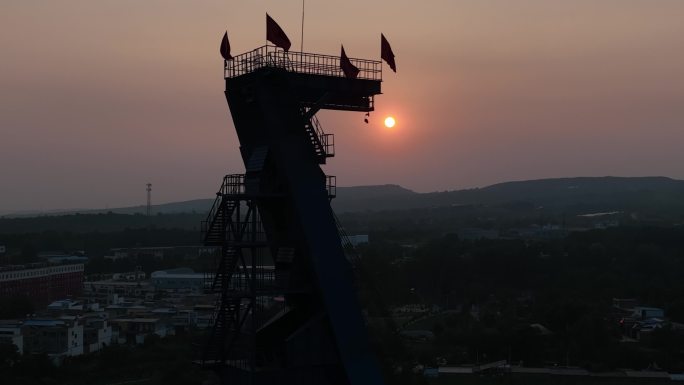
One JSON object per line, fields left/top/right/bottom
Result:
{"left": 226, "top": 45, "right": 382, "bottom": 80}
{"left": 225, "top": 45, "right": 382, "bottom": 112}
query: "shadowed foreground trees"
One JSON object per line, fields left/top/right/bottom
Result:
{"left": 358, "top": 226, "right": 684, "bottom": 372}
{"left": 2, "top": 334, "right": 211, "bottom": 385}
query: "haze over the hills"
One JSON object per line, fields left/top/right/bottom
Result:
{"left": 4, "top": 176, "right": 683, "bottom": 218}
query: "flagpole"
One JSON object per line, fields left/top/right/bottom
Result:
{"left": 300, "top": 0, "right": 305, "bottom": 52}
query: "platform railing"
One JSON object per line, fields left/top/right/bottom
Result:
{"left": 225, "top": 45, "right": 382, "bottom": 81}
{"left": 220, "top": 174, "right": 246, "bottom": 196}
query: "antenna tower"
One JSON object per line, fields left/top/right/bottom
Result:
{"left": 146, "top": 183, "right": 152, "bottom": 216}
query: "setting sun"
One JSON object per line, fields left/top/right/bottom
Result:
{"left": 384, "top": 116, "right": 396, "bottom": 128}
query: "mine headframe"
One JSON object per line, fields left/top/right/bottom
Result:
{"left": 199, "top": 45, "right": 384, "bottom": 385}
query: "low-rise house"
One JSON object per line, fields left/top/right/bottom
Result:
{"left": 618, "top": 305, "right": 668, "bottom": 341}
{"left": 194, "top": 304, "right": 215, "bottom": 329}
{"left": 172, "top": 309, "right": 197, "bottom": 333}
{"left": 151, "top": 268, "right": 206, "bottom": 292}
{"left": 21, "top": 318, "right": 84, "bottom": 357}
{"left": 347, "top": 234, "right": 369, "bottom": 246}
{"left": 613, "top": 298, "right": 638, "bottom": 311}
{"left": 112, "top": 270, "right": 146, "bottom": 282}
{"left": 108, "top": 246, "right": 206, "bottom": 261}
{"left": 110, "top": 317, "right": 171, "bottom": 344}
{"left": 47, "top": 299, "right": 83, "bottom": 314}
{"left": 84, "top": 279, "right": 154, "bottom": 299}
{"left": 82, "top": 314, "right": 112, "bottom": 353}
{"left": 0, "top": 320, "right": 23, "bottom": 354}
{"left": 633, "top": 307, "right": 665, "bottom": 320}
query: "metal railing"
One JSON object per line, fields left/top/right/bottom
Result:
{"left": 220, "top": 174, "right": 246, "bottom": 196}
{"left": 225, "top": 45, "right": 382, "bottom": 81}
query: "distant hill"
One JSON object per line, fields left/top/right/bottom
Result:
{"left": 334, "top": 176, "right": 684, "bottom": 214}
{"left": 332, "top": 184, "right": 416, "bottom": 212}
{"left": 3, "top": 177, "right": 684, "bottom": 218}
{"left": 334, "top": 176, "right": 684, "bottom": 215}
{"left": 85, "top": 199, "right": 215, "bottom": 216}
{"left": 0, "top": 199, "right": 215, "bottom": 218}
{"left": 404, "top": 176, "right": 684, "bottom": 212}
{"left": 0, "top": 185, "right": 416, "bottom": 218}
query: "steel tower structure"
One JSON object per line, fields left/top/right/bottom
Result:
{"left": 199, "top": 45, "right": 384, "bottom": 385}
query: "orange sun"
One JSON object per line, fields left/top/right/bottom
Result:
{"left": 384, "top": 116, "right": 396, "bottom": 128}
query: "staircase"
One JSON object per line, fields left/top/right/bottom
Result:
{"left": 201, "top": 176, "right": 244, "bottom": 245}
{"left": 210, "top": 247, "right": 240, "bottom": 292}
{"left": 202, "top": 297, "right": 245, "bottom": 366}
{"left": 200, "top": 175, "right": 251, "bottom": 367}
{"left": 302, "top": 112, "right": 334, "bottom": 164}
{"left": 201, "top": 197, "right": 233, "bottom": 245}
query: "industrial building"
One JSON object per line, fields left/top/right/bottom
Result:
{"left": 0, "top": 263, "right": 84, "bottom": 306}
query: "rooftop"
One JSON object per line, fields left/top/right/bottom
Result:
{"left": 23, "top": 319, "right": 67, "bottom": 327}
{"left": 111, "top": 318, "right": 160, "bottom": 323}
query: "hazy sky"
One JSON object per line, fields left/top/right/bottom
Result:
{"left": 2, "top": 0, "right": 684, "bottom": 211}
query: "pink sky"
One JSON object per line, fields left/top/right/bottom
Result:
{"left": 1, "top": 0, "right": 684, "bottom": 211}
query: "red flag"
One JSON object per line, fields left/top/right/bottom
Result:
{"left": 381, "top": 33, "right": 396, "bottom": 72}
{"left": 220, "top": 31, "right": 232, "bottom": 61}
{"left": 340, "top": 45, "right": 359, "bottom": 79}
{"left": 266, "top": 14, "right": 292, "bottom": 51}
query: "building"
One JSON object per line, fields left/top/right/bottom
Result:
{"left": 0, "top": 320, "right": 23, "bottom": 354}
{"left": 0, "top": 263, "right": 84, "bottom": 306}
{"left": 613, "top": 298, "right": 639, "bottom": 311}
{"left": 194, "top": 304, "right": 216, "bottom": 329}
{"left": 83, "top": 279, "right": 154, "bottom": 300}
{"left": 110, "top": 317, "right": 170, "bottom": 344}
{"left": 38, "top": 255, "right": 88, "bottom": 264}
{"left": 47, "top": 299, "right": 83, "bottom": 312}
{"left": 21, "top": 318, "right": 84, "bottom": 357}
{"left": 46, "top": 299, "right": 103, "bottom": 315}
{"left": 37, "top": 251, "right": 88, "bottom": 264}
{"left": 633, "top": 307, "right": 665, "bottom": 320}
{"left": 150, "top": 268, "right": 205, "bottom": 291}
{"left": 112, "top": 270, "right": 146, "bottom": 282}
{"left": 108, "top": 246, "right": 208, "bottom": 261}
{"left": 616, "top": 303, "right": 669, "bottom": 341}
{"left": 347, "top": 234, "right": 369, "bottom": 246}
{"left": 82, "top": 314, "right": 112, "bottom": 353}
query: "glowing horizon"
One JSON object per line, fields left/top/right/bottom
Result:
{"left": 2, "top": 0, "right": 684, "bottom": 211}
